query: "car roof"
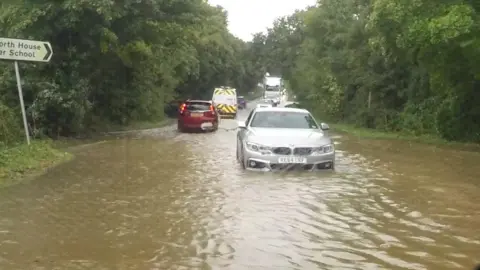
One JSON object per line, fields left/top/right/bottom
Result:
{"left": 186, "top": 99, "right": 212, "bottom": 103}
{"left": 254, "top": 107, "right": 309, "bottom": 113}
{"left": 256, "top": 107, "right": 310, "bottom": 113}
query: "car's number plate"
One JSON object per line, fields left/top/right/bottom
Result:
{"left": 201, "top": 122, "right": 213, "bottom": 129}
{"left": 190, "top": 113, "right": 202, "bottom": 117}
{"left": 278, "top": 156, "right": 307, "bottom": 163}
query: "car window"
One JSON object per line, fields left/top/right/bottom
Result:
{"left": 250, "top": 111, "right": 318, "bottom": 129}
{"left": 186, "top": 102, "right": 210, "bottom": 111}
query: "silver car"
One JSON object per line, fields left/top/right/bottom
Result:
{"left": 261, "top": 98, "right": 276, "bottom": 107}
{"left": 236, "top": 107, "right": 335, "bottom": 171}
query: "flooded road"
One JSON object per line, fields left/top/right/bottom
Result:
{"left": 0, "top": 100, "right": 479, "bottom": 269}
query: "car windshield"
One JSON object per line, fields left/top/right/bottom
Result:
{"left": 186, "top": 102, "right": 210, "bottom": 111}
{"left": 250, "top": 111, "right": 318, "bottom": 129}
{"left": 238, "top": 97, "right": 245, "bottom": 101}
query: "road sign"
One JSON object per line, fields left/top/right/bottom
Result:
{"left": 0, "top": 37, "right": 53, "bottom": 62}
{"left": 0, "top": 37, "right": 54, "bottom": 144}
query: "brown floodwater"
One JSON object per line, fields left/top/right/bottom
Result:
{"left": 0, "top": 101, "right": 478, "bottom": 269}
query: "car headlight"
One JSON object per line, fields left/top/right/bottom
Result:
{"left": 311, "top": 144, "right": 334, "bottom": 155}
{"left": 245, "top": 142, "right": 272, "bottom": 154}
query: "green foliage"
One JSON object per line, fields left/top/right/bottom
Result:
{"left": 0, "top": 101, "right": 21, "bottom": 147}
{"left": 7, "top": 0, "right": 478, "bottom": 144}
{"left": 0, "top": 0, "right": 265, "bottom": 144}
{"left": 253, "top": 0, "right": 480, "bottom": 142}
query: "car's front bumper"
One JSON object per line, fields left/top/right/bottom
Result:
{"left": 243, "top": 148, "right": 335, "bottom": 171}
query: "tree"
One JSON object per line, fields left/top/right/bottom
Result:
{"left": 0, "top": 0, "right": 266, "bottom": 141}
{"left": 256, "top": 0, "right": 480, "bottom": 142}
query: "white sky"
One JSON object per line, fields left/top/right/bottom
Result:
{"left": 208, "top": 0, "right": 317, "bottom": 41}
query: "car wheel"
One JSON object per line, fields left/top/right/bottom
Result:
{"left": 241, "top": 147, "right": 247, "bottom": 169}
{"left": 237, "top": 141, "right": 246, "bottom": 169}
{"left": 236, "top": 141, "right": 240, "bottom": 161}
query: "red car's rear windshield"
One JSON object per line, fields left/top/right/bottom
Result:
{"left": 185, "top": 102, "right": 210, "bottom": 111}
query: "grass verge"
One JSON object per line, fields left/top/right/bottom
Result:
{"left": 331, "top": 123, "right": 480, "bottom": 151}
{"left": 0, "top": 140, "right": 72, "bottom": 187}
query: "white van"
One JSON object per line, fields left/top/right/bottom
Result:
{"left": 212, "top": 87, "right": 237, "bottom": 118}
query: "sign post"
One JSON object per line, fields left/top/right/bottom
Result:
{"left": 14, "top": 61, "right": 30, "bottom": 145}
{"left": 0, "top": 37, "right": 53, "bottom": 145}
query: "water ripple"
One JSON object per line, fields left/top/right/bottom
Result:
{"left": 0, "top": 106, "right": 477, "bottom": 269}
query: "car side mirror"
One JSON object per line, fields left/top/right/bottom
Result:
{"left": 320, "top": 123, "right": 329, "bottom": 130}
{"left": 237, "top": 121, "right": 246, "bottom": 128}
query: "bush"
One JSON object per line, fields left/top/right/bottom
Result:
{"left": 0, "top": 102, "right": 21, "bottom": 148}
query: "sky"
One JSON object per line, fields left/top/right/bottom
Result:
{"left": 208, "top": 0, "right": 317, "bottom": 41}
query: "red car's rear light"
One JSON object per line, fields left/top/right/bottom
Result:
{"left": 179, "top": 103, "right": 189, "bottom": 116}
{"left": 204, "top": 104, "right": 216, "bottom": 117}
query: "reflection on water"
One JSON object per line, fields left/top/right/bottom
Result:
{"left": 0, "top": 105, "right": 478, "bottom": 269}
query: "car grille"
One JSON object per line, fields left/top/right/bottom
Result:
{"left": 293, "top": 147, "right": 313, "bottom": 155}
{"left": 272, "top": 147, "right": 291, "bottom": 155}
{"left": 270, "top": 164, "right": 314, "bottom": 170}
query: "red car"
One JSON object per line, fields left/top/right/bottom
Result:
{"left": 177, "top": 100, "right": 220, "bottom": 132}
